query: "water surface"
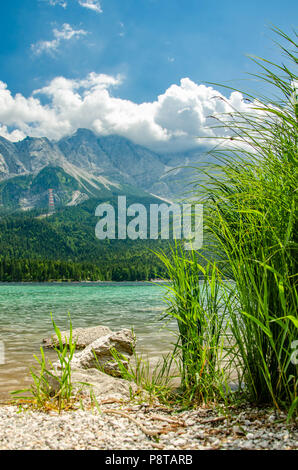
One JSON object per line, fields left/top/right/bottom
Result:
{"left": 0, "top": 282, "right": 176, "bottom": 398}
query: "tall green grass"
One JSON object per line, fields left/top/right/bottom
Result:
{"left": 156, "top": 246, "right": 232, "bottom": 404}
{"left": 156, "top": 28, "right": 297, "bottom": 414}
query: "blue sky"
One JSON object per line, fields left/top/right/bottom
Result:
{"left": 0, "top": 0, "right": 296, "bottom": 151}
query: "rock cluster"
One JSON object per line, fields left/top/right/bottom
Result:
{"left": 43, "top": 325, "right": 136, "bottom": 398}
{"left": 65, "top": 329, "right": 135, "bottom": 376}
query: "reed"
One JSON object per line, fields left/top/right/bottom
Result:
{"left": 156, "top": 246, "right": 232, "bottom": 404}
{"left": 156, "top": 28, "right": 297, "bottom": 415}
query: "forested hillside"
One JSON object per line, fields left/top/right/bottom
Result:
{"left": 0, "top": 195, "right": 172, "bottom": 281}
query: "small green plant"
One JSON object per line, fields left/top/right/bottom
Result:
{"left": 108, "top": 344, "right": 179, "bottom": 405}
{"left": 11, "top": 313, "right": 79, "bottom": 413}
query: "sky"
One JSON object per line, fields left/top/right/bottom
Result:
{"left": 0, "top": 0, "right": 296, "bottom": 152}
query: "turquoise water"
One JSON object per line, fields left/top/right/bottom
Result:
{"left": 0, "top": 282, "right": 176, "bottom": 398}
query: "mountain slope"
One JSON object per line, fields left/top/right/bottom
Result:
{"left": 0, "top": 194, "right": 172, "bottom": 280}
{"left": 0, "top": 129, "right": 211, "bottom": 208}
{"left": 0, "top": 163, "right": 163, "bottom": 210}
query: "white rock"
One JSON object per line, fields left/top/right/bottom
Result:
{"left": 43, "top": 325, "right": 112, "bottom": 349}
{"left": 54, "top": 329, "right": 136, "bottom": 377}
{"left": 71, "top": 367, "right": 138, "bottom": 401}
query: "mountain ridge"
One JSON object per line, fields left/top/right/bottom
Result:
{"left": 0, "top": 129, "right": 210, "bottom": 210}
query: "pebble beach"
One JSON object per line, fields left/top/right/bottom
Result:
{"left": 0, "top": 401, "right": 297, "bottom": 450}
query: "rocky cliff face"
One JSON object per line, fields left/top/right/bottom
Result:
{"left": 0, "top": 129, "right": 208, "bottom": 209}
{"left": 58, "top": 129, "right": 168, "bottom": 189}
{"left": 0, "top": 137, "right": 27, "bottom": 178}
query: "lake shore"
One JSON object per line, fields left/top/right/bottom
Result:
{"left": 1, "top": 282, "right": 297, "bottom": 450}
{"left": 0, "top": 399, "right": 297, "bottom": 450}
{"left": 0, "top": 282, "right": 176, "bottom": 398}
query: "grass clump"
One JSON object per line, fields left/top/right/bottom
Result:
{"left": 11, "top": 313, "right": 79, "bottom": 413}
{"left": 156, "top": 247, "right": 232, "bottom": 406}
{"left": 156, "top": 28, "right": 298, "bottom": 416}
{"left": 107, "top": 345, "right": 178, "bottom": 405}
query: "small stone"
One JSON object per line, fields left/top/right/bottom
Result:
{"left": 244, "top": 440, "right": 254, "bottom": 449}
{"left": 212, "top": 439, "right": 221, "bottom": 447}
{"left": 268, "top": 415, "right": 276, "bottom": 423}
{"left": 233, "top": 425, "right": 245, "bottom": 436}
{"left": 173, "top": 438, "right": 187, "bottom": 447}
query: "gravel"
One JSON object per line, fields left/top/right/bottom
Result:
{"left": 0, "top": 400, "right": 297, "bottom": 450}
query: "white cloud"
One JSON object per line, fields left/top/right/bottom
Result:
{"left": 47, "top": 0, "right": 68, "bottom": 8}
{"left": 78, "top": 0, "right": 102, "bottom": 13}
{"left": 0, "top": 74, "right": 255, "bottom": 152}
{"left": 53, "top": 23, "right": 87, "bottom": 41}
{"left": 31, "top": 24, "right": 88, "bottom": 56}
{"left": 0, "top": 125, "right": 26, "bottom": 142}
{"left": 47, "top": 0, "right": 102, "bottom": 13}
{"left": 118, "top": 22, "right": 125, "bottom": 37}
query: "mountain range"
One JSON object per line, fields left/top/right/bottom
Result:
{"left": 0, "top": 129, "right": 213, "bottom": 280}
{"left": 0, "top": 129, "right": 209, "bottom": 211}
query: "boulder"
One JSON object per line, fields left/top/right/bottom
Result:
{"left": 42, "top": 368, "right": 138, "bottom": 402}
{"left": 53, "top": 329, "right": 136, "bottom": 377}
{"left": 71, "top": 368, "right": 138, "bottom": 401}
{"left": 42, "top": 325, "right": 112, "bottom": 349}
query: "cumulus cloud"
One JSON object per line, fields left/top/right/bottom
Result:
{"left": 0, "top": 73, "right": 255, "bottom": 151}
{"left": 0, "top": 125, "right": 26, "bottom": 142}
{"left": 78, "top": 0, "right": 102, "bottom": 13}
{"left": 31, "top": 23, "right": 88, "bottom": 55}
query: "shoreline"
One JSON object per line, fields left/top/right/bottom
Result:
{"left": 1, "top": 323, "right": 297, "bottom": 450}
{"left": 0, "top": 399, "right": 297, "bottom": 450}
